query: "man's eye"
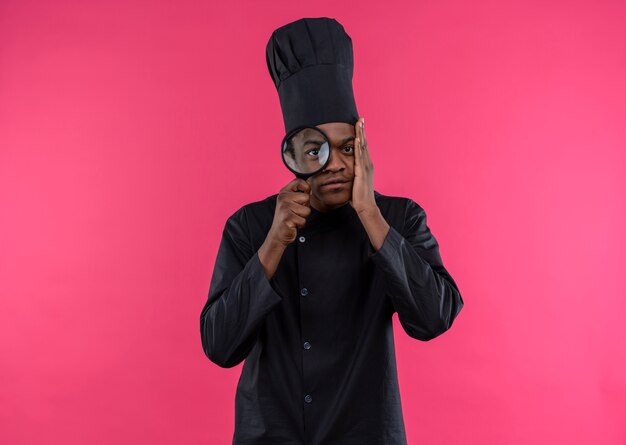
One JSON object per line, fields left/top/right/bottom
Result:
{"left": 306, "top": 149, "right": 320, "bottom": 157}
{"left": 342, "top": 145, "right": 354, "bottom": 154}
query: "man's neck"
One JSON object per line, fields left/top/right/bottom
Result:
{"left": 310, "top": 196, "right": 350, "bottom": 213}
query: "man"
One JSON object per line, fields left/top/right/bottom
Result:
{"left": 200, "top": 17, "right": 464, "bottom": 445}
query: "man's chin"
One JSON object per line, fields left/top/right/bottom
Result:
{"left": 320, "top": 188, "right": 350, "bottom": 196}
{"left": 320, "top": 191, "right": 351, "bottom": 206}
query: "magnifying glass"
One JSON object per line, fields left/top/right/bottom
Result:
{"left": 281, "top": 126, "right": 331, "bottom": 180}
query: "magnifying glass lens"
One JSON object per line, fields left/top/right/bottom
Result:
{"left": 281, "top": 127, "right": 330, "bottom": 176}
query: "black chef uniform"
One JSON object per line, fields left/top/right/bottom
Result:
{"left": 200, "top": 16, "right": 464, "bottom": 445}
{"left": 200, "top": 191, "right": 464, "bottom": 444}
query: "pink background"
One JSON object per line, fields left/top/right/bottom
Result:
{"left": 1, "top": 1, "right": 625, "bottom": 444}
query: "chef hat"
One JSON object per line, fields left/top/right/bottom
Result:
{"left": 266, "top": 17, "right": 359, "bottom": 135}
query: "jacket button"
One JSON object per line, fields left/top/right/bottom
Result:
{"left": 303, "top": 341, "right": 311, "bottom": 350}
{"left": 304, "top": 394, "right": 313, "bottom": 403}
{"left": 299, "top": 236, "right": 306, "bottom": 243}
{"left": 300, "top": 288, "right": 308, "bottom": 296}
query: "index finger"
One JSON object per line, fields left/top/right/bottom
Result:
{"left": 283, "top": 177, "right": 311, "bottom": 194}
{"left": 356, "top": 117, "right": 367, "bottom": 149}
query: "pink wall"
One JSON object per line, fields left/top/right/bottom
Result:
{"left": 1, "top": 1, "right": 625, "bottom": 444}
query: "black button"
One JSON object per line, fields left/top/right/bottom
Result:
{"left": 300, "top": 288, "right": 308, "bottom": 296}
{"left": 304, "top": 394, "right": 312, "bottom": 403}
{"left": 303, "top": 341, "right": 311, "bottom": 350}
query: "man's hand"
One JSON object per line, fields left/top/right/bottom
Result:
{"left": 349, "top": 117, "right": 390, "bottom": 251}
{"left": 259, "top": 178, "right": 311, "bottom": 280}
{"left": 349, "top": 117, "right": 377, "bottom": 216}
{"left": 268, "top": 177, "right": 312, "bottom": 246}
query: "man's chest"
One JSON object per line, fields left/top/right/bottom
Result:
{"left": 266, "top": 216, "right": 389, "bottom": 326}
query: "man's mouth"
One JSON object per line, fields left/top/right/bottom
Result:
{"left": 320, "top": 179, "right": 350, "bottom": 189}
{"left": 321, "top": 179, "right": 349, "bottom": 186}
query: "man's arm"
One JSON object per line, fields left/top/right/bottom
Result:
{"left": 200, "top": 207, "right": 283, "bottom": 368}
{"left": 365, "top": 199, "right": 464, "bottom": 341}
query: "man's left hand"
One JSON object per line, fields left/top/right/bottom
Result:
{"left": 350, "top": 117, "right": 377, "bottom": 216}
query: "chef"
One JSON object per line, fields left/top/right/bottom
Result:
{"left": 200, "top": 17, "right": 464, "bottom": 445}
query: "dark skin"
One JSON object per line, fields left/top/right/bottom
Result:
{"left": 305, "top": 121, "right": 358, "bottom": 213}
{"left": 258, "top": 117, "right": 391, "bottom": 280}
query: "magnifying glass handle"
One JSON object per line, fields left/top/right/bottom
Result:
{"left": 294, "top": 173, "right": 311, "bottom": 193}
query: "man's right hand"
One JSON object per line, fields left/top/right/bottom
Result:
{"left": 267, "top": 178, "right": 312, "bottom": 246}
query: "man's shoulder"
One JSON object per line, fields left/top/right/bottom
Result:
{"left": 374, "top": 190, "right": 423, "bottom": 213}
{"left": 226, "top": 194, "right": 278, "bottom": 225}
{"left": 242, "top": 193, "right": 278, "bottom": 214}
{"left": 374, "top": 191, "right": 429, "bottom": 236}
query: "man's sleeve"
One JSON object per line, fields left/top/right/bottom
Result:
{"left": 200, "top": 207, "right": 283, "bottom": 368}
{"left": 369, "top": 199, "right": 464, "bottom": 341}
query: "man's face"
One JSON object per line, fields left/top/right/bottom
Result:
{"left": 306, "top": 122, "right": 356, "bottom": 212}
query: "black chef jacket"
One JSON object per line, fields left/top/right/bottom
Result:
{"left": 200, "top": 190, "right": 464, "bottom": 445}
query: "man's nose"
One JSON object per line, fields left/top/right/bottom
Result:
{"left": 322, "top": 147, "right": 345, "bottom": 172}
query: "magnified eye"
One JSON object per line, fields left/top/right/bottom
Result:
{"left": 306, "top": 149, "right": 320, "bottom": 157}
